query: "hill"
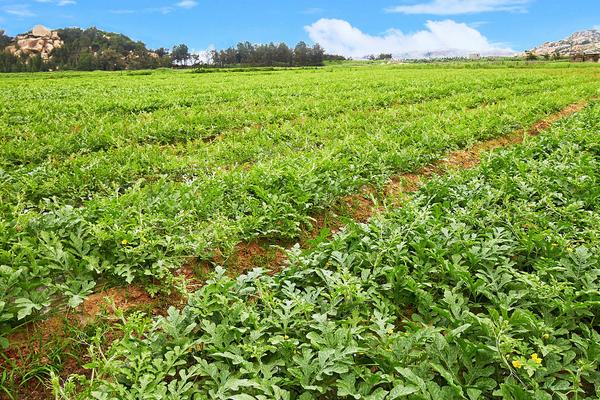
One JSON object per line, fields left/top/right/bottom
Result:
{"left": 0, "top": 25, "right": 171, "bottom": 72}
{"left": 530, "top": 29, "right": 600, "bottom": 57}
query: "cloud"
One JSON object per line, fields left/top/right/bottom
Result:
{"left": 191, "top": 45, "right": 216, "bottom": 64}
{"left": 110, "top": 1, "right": 196, "bottom": 15}
{"left": 146, "top": 6, "right": 175, "bottom": 14}
{"left": 176, "top": 0, "right": 198, "bottom": 9}
{"left": 468, "top": 20, "right": 488, "bottom": 28}
{"left": 2, "top": 4, "right": 36, "bottom": 17}
{"left": 34, "top": 0, "right": 76, "bottom": 5}
{"left": 305, "top": 18, "right": 514, "bottom": 58}
{"left": 387, "top": 0, "right": 530, "bottom": 15}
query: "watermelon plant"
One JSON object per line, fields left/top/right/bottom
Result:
{"left": 1, "top": 65, "right": 599, "bottom": 344}
{"left": 54, "top": 101, "right": 600, "bottom": 399}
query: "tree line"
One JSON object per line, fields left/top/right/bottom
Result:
{"left": 0, "top": 27, "right": 331, "bottom": 72}
{"left": 209, "top": 41, "right": 325, "bottom": 67}
{"left": 169, "top": 41, "right": 326, "bottom": 67}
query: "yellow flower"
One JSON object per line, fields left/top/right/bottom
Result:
{"left": 542, "top": 334, "right": 550, "bottom": 340}
{"left": 121, "top": 239, "right": 129, "bottom": 245}
{"left": 531, "top": 353, "right": 542, "bottom": 364}
{"left": 512, "top": 360, "right": 522, "bottom": 369}
{"left": 387, "top": 328, "right": 394, "bottom": 335}
{"left": 283, "top": 335, "right": 289, "bottom": 340}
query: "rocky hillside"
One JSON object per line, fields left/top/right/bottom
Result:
{"left": 530, "top": 29, "right": 600, "bottom": 56}
{"left": 4, "top": 25, "right": 63, "bottom": 60}
{"left": 0, "top": 25, "right": 171, "bottom": 71}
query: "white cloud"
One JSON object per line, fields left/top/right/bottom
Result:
{"left": 177, "top": 0, "right": 198, "bottom": 9}
{"left": 387, "top": 0, "right": 530, "bottom": 15}
{"left": 2, "top": 4, "right": 36, "bottom": 17}
{"left": 106, "top": 1, "right": 196, "bottom": 16}
{"left": 305, "top": 18, "right": 514, "bottom": 58}
{"left": 191, "top": 45, "right": 215, "bottom": 64}
{"left": 468, "top": 20, "right": 488, "bottom": 28}
{"left": 147, "top": 6, "right": 175, "bottom": 14}
{"left": 35, "top": 0, "right": 76, "bottom": 5}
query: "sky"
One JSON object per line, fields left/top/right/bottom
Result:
{"left": 0, "top": 0, "right": 599, "bottom": 57}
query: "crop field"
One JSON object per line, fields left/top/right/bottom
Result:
{"left": 0, "top": 63, "right": 599, "bottom": 398}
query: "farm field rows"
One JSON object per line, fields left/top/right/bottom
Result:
{"left": 0, "top": 63, "right": 599, "bottom": 397}
{"left": 59, "top": 99, "right": 600, "bottom": 399}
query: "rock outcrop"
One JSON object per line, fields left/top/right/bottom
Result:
{"left": 530, "top": 29, "right": 600, "bottom": 57}
{"left": 5, "top": 25, "right": 63, "bottom": 60}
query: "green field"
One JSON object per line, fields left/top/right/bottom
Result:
{"left": 67, "top": 102, "right": 600, "bottom": 399}
{"left": 1, "top": 63, "right": 600, "bottom": 398}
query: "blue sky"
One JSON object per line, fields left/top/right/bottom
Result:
{"left": 0, "top": 1, "right": 598, "bottom": 57}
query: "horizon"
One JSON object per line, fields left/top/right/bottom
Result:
{"left": 1, "top": 1, "right": 599, "bottom": 58}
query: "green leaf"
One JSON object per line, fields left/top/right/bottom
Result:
{"left": 467, "top": 388, "right": 482, "bottom": 400}
{"left": 388, "top": 385, "right": 418, "bottom": 398}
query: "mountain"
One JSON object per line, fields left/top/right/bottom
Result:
{"left": 530, "top": 29, "right": 600, "bottom": 56}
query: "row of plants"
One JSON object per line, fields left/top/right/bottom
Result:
{"left": 1, "top": 65, "right": 599, "bottom": 344}
{"left": 56, "top": 101, "right": 600, "bottom": 398}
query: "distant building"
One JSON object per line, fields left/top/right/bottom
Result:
{"left": 468, "top": 53, "right": 481, "bottom": 60}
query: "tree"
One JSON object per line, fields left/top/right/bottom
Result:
{"left": 78, "top": 50, "right": 95, "bottom": 71}
{"left": 159, "top": 54, "right": 173, "bottom": 68}
{"left": 50, "top": 27, "right": 164, "bottom": 71}
{"left": 155, "top": 47, "right": 169, "bottom": 58}
{"left": 1, "top": 27, "right": 183, "bottom": 72}
{"left": 275, "top": 42, "right": 292, "bottom": 66}
{"left": 0, "top": 51, "right": 23, "bottom": 72}
{"left": 368, "top": 53, "right": 392, "bottom": 61}
{"left": 28, "top": 54, "right": 44, "bottom": 72}
{"left": 204, "top": 41, "right": 325, "bottom": 68}
{"left": 236, "top": 42, "right": 253, "bottom": 64}
{"left": 0, "top": 30, "right": 12, "bottom": 49}
{"left": 294, "top": 41, "right": 309, "bottom": 66}
{"left": 323, "top": 54, "right": 347, "bottom": 61}
{"left": 171, "top": 44, "right": 190, "bottom": 66}
{"left": 524, "top": 51, "right": 538, "bottom": 61}
{"left": 308, "top": 44, "right": 325, "bottom": 65}
{"left": 96, "top": 48, "right": 125, "bottom": 70}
